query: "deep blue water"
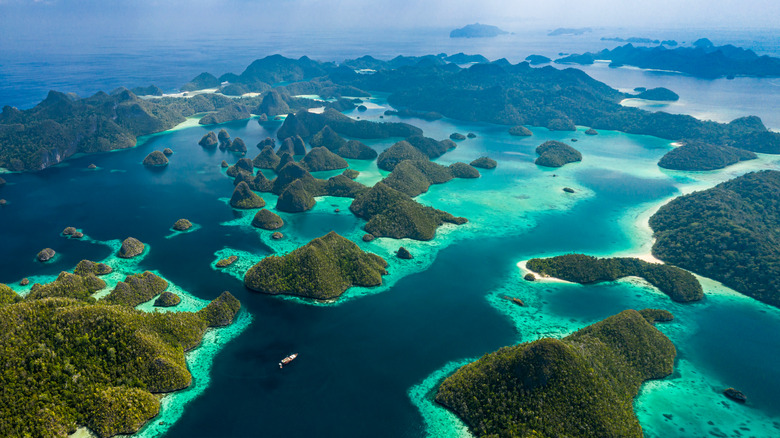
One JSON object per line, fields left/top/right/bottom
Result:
{"left": 2, "top": 27, "right": 780, "bottom": 438}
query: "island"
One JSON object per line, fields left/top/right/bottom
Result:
{"left": 449, "top": 23, "right": 508, "bottom": 38}
{"left": 172, "top": 218, "right": 193, "bottom": 231}
{"left": 142, "top": 150, "right": 168, "bottom": 167}
{"left": 436, "top": 309, "right": 676, "bottom": 437}
{"left": 244, "top": 231, "right": 388, "bottom": 299}
{"left": 555, "top": 42, "right": 780, "bottom": 78}
{"left": 154, "top": 291, "right": 181, "bottom": 307}
{"left": 548, "top": 27, "right": 592, "bottom": 36}
{"left": 658, "top": 141, "right": 757, "bottom": 171}
{"left": 229, "top": 181, "right": 266, "bottom": 209}
{"left": 525, "top": 55, "right": 552, "bottom": 65}
{"left": 649, "top": 170, "right": 780, "bottom": 308}
{"left": 526, "top": 254, "right": 703, "bottom": 302}
{"left": 534, "top": 140, "right": 582, "bottom": 167}
{"left": 117, "top": 237, "right": 145, "bottom": 258}
{"left": 0, "top": 269, "right": 241, "bottom": 438}
{"left": 104, "top": 271, "right": 168, "bottom": 307}
{"left": 633, "top": 87, "right": 679, "bottom": 101}
{"left": 300, "top": 146, "right": 349, "bottom": 171}
{"left": 470, "top": 156, "right": 497, "bottom": 169}
{"left": 251, "top": 209, "right": 284, "bottom": 230}
{"left": 509, "top": 125, "right": 533, "bottom": 136}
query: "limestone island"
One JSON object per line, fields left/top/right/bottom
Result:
{"left": 199, "top": 131, "right": 218, "bottom": 148}
{"left": 251, "top": 209, "right": 284, "bottom": 230}
{"left": 0, "top": 270, "right": 241, "bottom": 438}
{"left": 650, "top": 170, "right": 780, "bottom": 308}
{"left": 216, "top": 255, "right": 238, "bottom": 268}
{"left": 154, "top": 291, "right": 181, "bottom": 307}
{"left": 633, "top": 87, "right": 679, "bottom": 101}
{"left": 244, "top": 231, "right": 388, "bottom": 300}
{"left": 658, "top": 140, "right": 756, "bottom": 171}
{"left": 230, "top": 181, "right": 266, "bottom": 209}
{"left": 534, "top": 140, "right": 582, "bottom": 167}
{"left": 450, "top": 23, "right": 508, "bottom": 39}
{"left": 142, "top": 150, "right": 168, "bottom": 167}
{"left": 172, "top": 218, "right": 193, "bottom": 231}
{"left": 36, "top": 248, "right": 56, "bottom": 262}
{"left": 470, "top": 156, "right": 497, "bottom": 169}
{"left": 436, "top": 309, "right": 675, "bottom": 437}
{"left": 509, "top": 125, "right": 532, "bottom": 136}
{"left": 526, "top": 254, "right": 703, "bottom": 302}
{"left": 117, "top": 237, "right": 145, "bottom": 258}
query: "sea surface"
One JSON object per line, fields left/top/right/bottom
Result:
{"left": 1, "top": 27, "right": 780, "bottom": 438}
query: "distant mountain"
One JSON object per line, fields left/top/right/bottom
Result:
{"left": 556, "top": 42, "right": 780, "bottom": 78}
{"left": 548, "top": 27, "right": 592, "bottom": 36}
{"left": 449, "top": 23, "right": 508, "bottom": 38}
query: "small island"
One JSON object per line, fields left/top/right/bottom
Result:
{"left": 244, "top": 231, "right": 388, "bottom": 300}
{"left": 526, "top": 254, "right": 703, "bottom": 302}
{"left": 154, "top": 291, "right": 181, "bottom": 307}
{"left": 142, "top": 150, "right": 169, "bottom": 167}
{"left": 117, "top": 237, "right": 145, "bottom": 258}
{"left": 658, "top": 141, "right": 756, "bottom": 170}
{"left": 534, "top": 140, "right": 582, "bottom": 168}
{"left": 251, "top": 209, "right": 284, "bottom": 230}
{"left": 436, "top": 309, "right": 675, "bottom": 437}
{"left": 449, "top": 23, "right": 508, "bottom": 39}
{"left": 172, "top": 218, "right": 193, "bottom": 231}
{"left": 470, "top": 156, "right": 497, "bottom": 169}
{"left": 230, "top": 181, "right": 265, "bottom": 209}
{"left": 633, "top": 87, "right": 679, "bottom": 101}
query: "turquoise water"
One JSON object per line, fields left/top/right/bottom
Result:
{"left": 1, "top": 92, "right": 780, "bottom": 437}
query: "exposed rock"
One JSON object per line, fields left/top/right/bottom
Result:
{"left": 220, "top": 160, "right": 229, "bottom": 168}
{"left": 251, "top": 209, "right": 284, "bottom": 230}
{"left": 218, "top": 129, "right": 231, "bottom": 149}
{"left": 470, "top": 156, "right": 497, "bottom": 169}
{"left": 571, "top": 138, "right": 578, "bottom": 142}
{"left": 37, "top": 248, "right": 56, "bottom": 262}
{"left": 62, "top": 227, "right": 77, "bottom": 236}
{"left": 216, "top": 255, "right": 238, "bottom": 268}
{"left": 87, "top": 164, "right": 97, "bottom": 169}
{"left": 154, "top": 291, "right": 181, "bottom": 307}
{"left": 467, "top": 133, "right": 477, "bottom": 138}
{"left": 300, "top": 147, "right": 349, "bottom": 171}
{"left": 509, "top": 125, "right": 533, "bottom": 136}
{"left": 199, "top": 131, "right": 218, "bottom": 148}
{"left": 276, "top": 179, "right": 315, "bottom": 213}
{"left": 450, "top": 132, "right": 466, "bottom": 140}
{"left": 142, "top": 151, "right": 169, "bottom": 167}
{"left": 0, "top": 199, "right": 6, "bottom": 206}
{"left": 20, "top": 278, "right": 29, "bottom": 286}
{"left": 230, "top": 181, "right": 266, "bottom": 209}
{"left": 524, "top": 273, "right": 536, "bottom": 281}
{"left": 449, "top": 162, "right": 480, "bottom": 178}
{"left": 723, "top": 388, "right": 747, "bottom": 403}
{"left": 271, "top": 232, "right": 284, "bottom": 240}
{"left": 172, "top": 219, "right": 192, "bottom": 231}
{"left": 162, "top": 148, "right": 173, "bottom": 156}
{"left": 504, "top": 295, "right": 525, "bottom": 306}
{"left": 118, "top": 237, "right": 145, "bottom": 258}
{"left": 396, "top": 247, "right": 413, "bottom": 259}
{"left": 585, "top": 128, "right": 598, "bottom": 135}
{"left": 362, "top": 233, "right": 375, "bottom": 242}
{"left": 72, "top": 232, "right": 83, "bottom": 238}
{"left": 563, "top": 187, "right": 575, "bottom": 193}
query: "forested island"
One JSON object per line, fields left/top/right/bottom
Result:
{"left": 4, "top": 54, "right": 780, "bottom": 171}
{"left": 0, "top": 264, "right": 242, "bottom": 437}
{"left": 436, "top": 309, "right": 676, "bottom": 437}
{"left": 650, "top": 170, "right": 780, "bottom": 308}
{"left": 556, "top": 40, "right": 780, "bottom": 78}
{"left": 526, "top": 254, "right": 703, "bottom": 302}
{"left": 658, "top": 140, "right": 757, "bottom": 170}
{"left": 449, "top": 23, "right": 508, "bottom": 38}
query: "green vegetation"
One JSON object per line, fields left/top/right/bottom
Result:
{"left": 658, "top": 141, "right": 756, "bottom": 170}
{"left": 181, "top": 72, "right": 220, "bottom": 91}
{"left": 271, "top": 162, "right": 325, "bottom": 195}
{"left": 27, "top": 272, "right": 106, "bottom": 301}
{"left": 526, "top": 254, "right": 703, "bottom": 302}
{"left": 118, "top": 237, "right": 145, "bottom": 259}
{"left": 509, "top": 125, "right": 533, "bottom": 136}
{"left": 381, "top": 159, "right": 453, "bottom": 197}
{"left": 199, "top": 102, "right": 251, "bottom": 125}
{"left": 535, "top": 140, "right": 583, "bottom": 167}
{"left": 406, "top": 135, "right": 456, "bottom": 159}
{"left": 470, "top": 156, "right": 497, "bottom": 169}
{"left": 635, "top": 87, "right": 679, "bottom": 101}
{"left": 244, "top": 231, "right": 388, "bottom": 299}
{"left": 154, "top": 291, "right": 181, "bottom": 307}
{"left": 585, "top": 128, "right": 598, "bottom": 135}
{"left": 226, "top": 158, "right": 254, "bottom": 177}
{"left": 277, "top": 109, "right": 421, "bottom": 141}
{"left": 142, "top": 151, "right": 169, "bottom": 167}
{"left": 310, "top": 125, "right": 346, "bottom": 151}
{"left": 74, "top": 260, "right": 112, "bottom": 277}
{"left": 300, "top": 146, "right": 349, "bottom": 172}
{"left": 383, "top": 108, "right": 443, "bottom": 121}
{"left": 251, "top": 209, "right": 284, "bottom": 230}
{"left": 450, "top": 132, "right": 466, "bottom": 140}
{"left": 0, "top": 281, "right": 241, "bottom": 438}
{"left": 650, "top": 170, "right": 780, "bottom": 307}
{"left": 436, "top": 309, "right": 676, "bottom": 438}
{"left": 276, "top": 179, "right": 316, "bottom": 213}
{"left": 350, "top": 182, "right": 467, "bottom": 240}
{"left": 337, "top": 139, "right": 378, "bottom": 160}
{"left": 230, "top": 181, "right": 266, "bottom": 209}
{"left": 228, "top": 137, "right": 247, "bottom": 154}
{"left": 253, "top": 145, "right": 281, "bottom": 169}
{"left": 342, "top": 168, "right": 360, "bottom": 179}
{"left": 216, "top": 256, "right": 238, "bottom": 268}
{"left": 449, "top": 162, "right": 480, "bottom": 178}
{"left": 198, "top": 131, "right": 217, "bottom": 148}
{"left": 638, "top": 308, "right": 674, "bottom": 324}
{"left": 377, "top": 140, "right": 429, "bottom": 171}
{"left": 172, "top": 218, "right": 193, "bottom": 231}
{"left": 104, "top": 271, "right": 168, "bottom": 307}
{"left": 130, "top": 85, "right": 163, "bottom": 96}
{"left": 324, "top": 174, "right": 368, "bottom": 198}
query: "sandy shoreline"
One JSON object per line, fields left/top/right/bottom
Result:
{"left": 516, "top": 260, "right": 573, "bottom": 284}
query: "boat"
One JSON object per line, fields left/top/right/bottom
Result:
{"left": 279, "top": 353, "right": 298, "bottom": 368}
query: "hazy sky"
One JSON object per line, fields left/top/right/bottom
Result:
{"left": 2, "top": 0, "right": 779, "bottom": 38}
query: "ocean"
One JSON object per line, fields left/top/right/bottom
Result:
{"left": 1, "top": 26, "right": 779, "bottom": 438}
